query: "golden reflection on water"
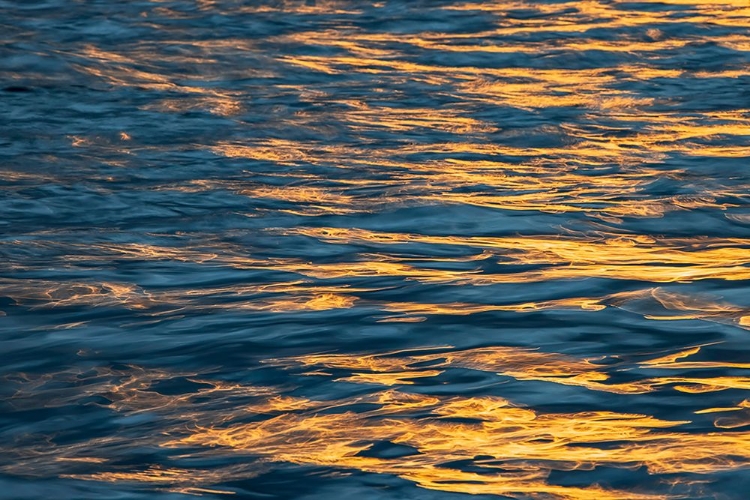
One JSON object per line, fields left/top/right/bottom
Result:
{"left": 280, "top": 227, "right": 750, "bottom": 283}
{"left": 204, "top": 127, "right": 749, "bottom": 217}
{"left": 6, "top": 352, "right": 750, "bottom": 499}
{"left": 3, "top": 0, "right": 750, "bottom": 498}
{"left": 271, "top": 343, "right": 750, "bottom": 395}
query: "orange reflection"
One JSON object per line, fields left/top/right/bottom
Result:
{"left": 273, "top": 343, "right": 750, "bottom": 396}
{"left": 284, "top": 227, "right": 750, "bottom": 283}
{"left": 5, "top": 0, "right": 750, "bottom": 498}
{"left": 5, "top": 354, "right": 749, "bottom": 499}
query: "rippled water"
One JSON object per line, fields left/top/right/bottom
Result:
{"left": 2, "top": 0, "right": 750, "bottom": 498}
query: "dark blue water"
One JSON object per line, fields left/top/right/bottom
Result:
{"left": 2, "top": 1, "right": 750, "bottom": 498}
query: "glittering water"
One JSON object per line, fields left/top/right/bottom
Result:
{"left": 2, "top": 0, "right": 750, "bottom": 498}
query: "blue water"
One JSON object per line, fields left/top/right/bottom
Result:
{"left": 2, "top": 1, "right": 750, "bottom": 498}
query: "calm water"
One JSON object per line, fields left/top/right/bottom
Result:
{"left": 2, "top": 1, "right": 750, "bottom": 498}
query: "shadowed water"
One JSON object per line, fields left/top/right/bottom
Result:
{"left": 2, "top": 0, "right": 750, "bottom": 498}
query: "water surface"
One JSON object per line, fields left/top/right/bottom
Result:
{"left": 2, "top": 0, "right": 750, "bottom": 498}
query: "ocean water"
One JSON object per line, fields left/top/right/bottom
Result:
{"left": 2, "top": 0, "right": 750, "bottom": 498}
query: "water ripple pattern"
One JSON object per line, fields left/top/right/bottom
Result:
{"left": 2, "top": 0, "right": 750, "bottom": 498}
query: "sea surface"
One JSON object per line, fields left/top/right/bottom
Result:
{"left": 2, "top": 1, "right": 750, "bottom": 499}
